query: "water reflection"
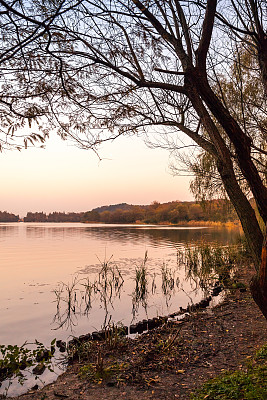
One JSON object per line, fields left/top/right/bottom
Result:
{"left": 52, "top": 258, "right": 125, "bottom": 331}
{"left": 23, "top": 223, "right": 242, "bottom": 247}
{"left": 26, "top": 226, "right": 47, "bottom": 238}
{"left": 51, "top": 243, "right": 232, "bottom": 331}
{"left": 83, "top": 225, "right": 241, "bottom": 247}
{"left": 0, "top": 224, "right": 19, "bottom": 238}
{"left": 26, "top": 226, "right": 83, "bottom": 239}
{"left": 0, "top": 223, "right": 242, "bottom": 345}
{"left": 0, "top": 223, "right": 243, "bottom": 398}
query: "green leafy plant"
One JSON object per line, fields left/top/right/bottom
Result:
{"left": 0, "top": 339, "right": 56, "bottom": 386}
{"left": 79, "top": 356, "right": 127, "bottom": 383}
{"left": 191, "top": 343, "right": 267, "bottom": 400}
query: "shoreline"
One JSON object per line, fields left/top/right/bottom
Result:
{"left": 9, "top": 264, "right": 266, "bottom": 400}
{"left": 1, "top": 220, "right": 241, "bottom": 228}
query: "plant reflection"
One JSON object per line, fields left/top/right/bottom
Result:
{"left": 180, "top": 242, "right": 246, "bottom": 290}
{"left": 52, "top": 243, "right": 245, "bottom": 331}
{"left": 161, "top": 263, "right": 177, "bottom": 307}
{"left": 131, "top": 251, "right": 149, "bottom": 318}
{"left": 52, "top": 257, "right": 124, "bottom": 330}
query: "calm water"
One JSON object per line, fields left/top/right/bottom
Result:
{"left": 0, "top": 222, "right": 241, "bottom": 395}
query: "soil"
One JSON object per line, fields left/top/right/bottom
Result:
{"left": 8, "top": 265, "right": 267, "bottom": 400}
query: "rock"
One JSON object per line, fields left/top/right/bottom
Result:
{"left": 78, "top": 333, "right": 92, "bottom": 342}
{"left": 148, "top": 319, "right": 155, "bottom": 329}
{"left": 92, "top": 331, "right": 103, "bottom": 341}
{"left": 212, "top": 285, "right": 223, "bottom": 296}
{"left": 142, "top": 320, "right": 148, "bottom": 331}
{"left": 199, "top": 299, "right": 209, "bottom": 308}
{"left": 129, "top": 324, "right": 138, "bottom": 334}
{"left": 152, "top": 317, "right": 160, "bottom": 327}
{"left": 136, "top": 321, "right": 145, "bottom": 334}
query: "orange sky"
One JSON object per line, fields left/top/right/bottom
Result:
{"left": 0, "top": 134, "right": 194, "bottom": 217}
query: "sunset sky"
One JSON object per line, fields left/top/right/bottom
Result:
{"left": 0, "top": 134, "right": 194, "bottom": 217}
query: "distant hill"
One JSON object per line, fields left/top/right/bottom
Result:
{"left": 92, "top": 203, "right": 134, "bottom": 213}
{"left": 7, "top": 199, "right": 239, "bottom": 224}
{"left": 85, "top": 199, "right": 238, "bottom": 224}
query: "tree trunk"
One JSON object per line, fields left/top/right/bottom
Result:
{"left": 186, "top": 82, "right": 264, "bottom": 268}
{"left": 250, "top": 228, "right": 267, "bottom": 319}
{"left": 192, "top": 71, "right": 267, "bottom": 224}
{"left": 216, "top": 160, "right": 263, "bottom": 268}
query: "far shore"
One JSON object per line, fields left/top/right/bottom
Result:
{"left": 2, "top": 219, "right": 242, "bottom": 228}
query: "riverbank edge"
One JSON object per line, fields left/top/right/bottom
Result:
{"left": 2, "top": 220, "right": 241, "bottom": 227}
{"left": 9, "top": 264, "right": 267, "bottom": 400}
{"left": 81, "top": 220, "right": 241, "bottom": 227}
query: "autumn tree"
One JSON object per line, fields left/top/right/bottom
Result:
{"left": 1, "top": 1, "right": 266, "bottom": 317}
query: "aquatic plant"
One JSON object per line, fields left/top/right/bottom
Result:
{"left": 52, "top": 276, "right": 80, "bottom": 330}
{"left": 161, "top": 263, "right": 176, "bottom": 306}
{"left": 52, "top": 257, "right": 124, "bottom": 330}
{"left": 0, "top": 339, "right": 55, "bottom": 396}
{"left": 161, "top": 263, "right": 175, "bottom": 295}
{"left": 179, "top": 242, "right": 247, "bottom": 290}
{"left": 132, "top": 251, "right": 149, "bottom": 317}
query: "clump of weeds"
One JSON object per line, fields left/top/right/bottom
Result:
{"left": 191, "top": 343, "right": 267, "bottom": 400}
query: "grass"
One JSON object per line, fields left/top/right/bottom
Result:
{"left": 79, "top": 359, "right": 127, "bottom": 383}
{"left": 191, "top": 343, "right": 267, "bottom": 400}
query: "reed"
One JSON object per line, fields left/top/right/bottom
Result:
{"left": 132, "top": 251, "right": 149, "bottom": 317}
{"left": 52, "top": 257, "right": 124, "bottom": 330}
{"left": 161, "top": 263, "right": 175, "bottom": 296}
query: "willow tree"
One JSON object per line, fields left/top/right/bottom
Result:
{"left": 1, "top": 1, "right": 267, "bottom": 316}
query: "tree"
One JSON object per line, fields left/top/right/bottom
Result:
{"left": 0, "top": 211, "right": 19, "bottom": 222}
{"left": 0, "top": 0, "right": 83, "bottom": 150}
{"left": 1, "top": 1, "right": 266, "bottom": 317}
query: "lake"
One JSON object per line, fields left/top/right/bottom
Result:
{"left": 0, "top": 222, "right": 242, "bottom": 395}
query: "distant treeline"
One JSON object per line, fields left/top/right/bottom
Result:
{"left": 22, "top": 200, "right": 237, "bottom": 224}
{"left": 0, "top": 211, "right": 19, "bottom": 222}
{"left": 24, "top": 211, "right": 82, "bottom": 223}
